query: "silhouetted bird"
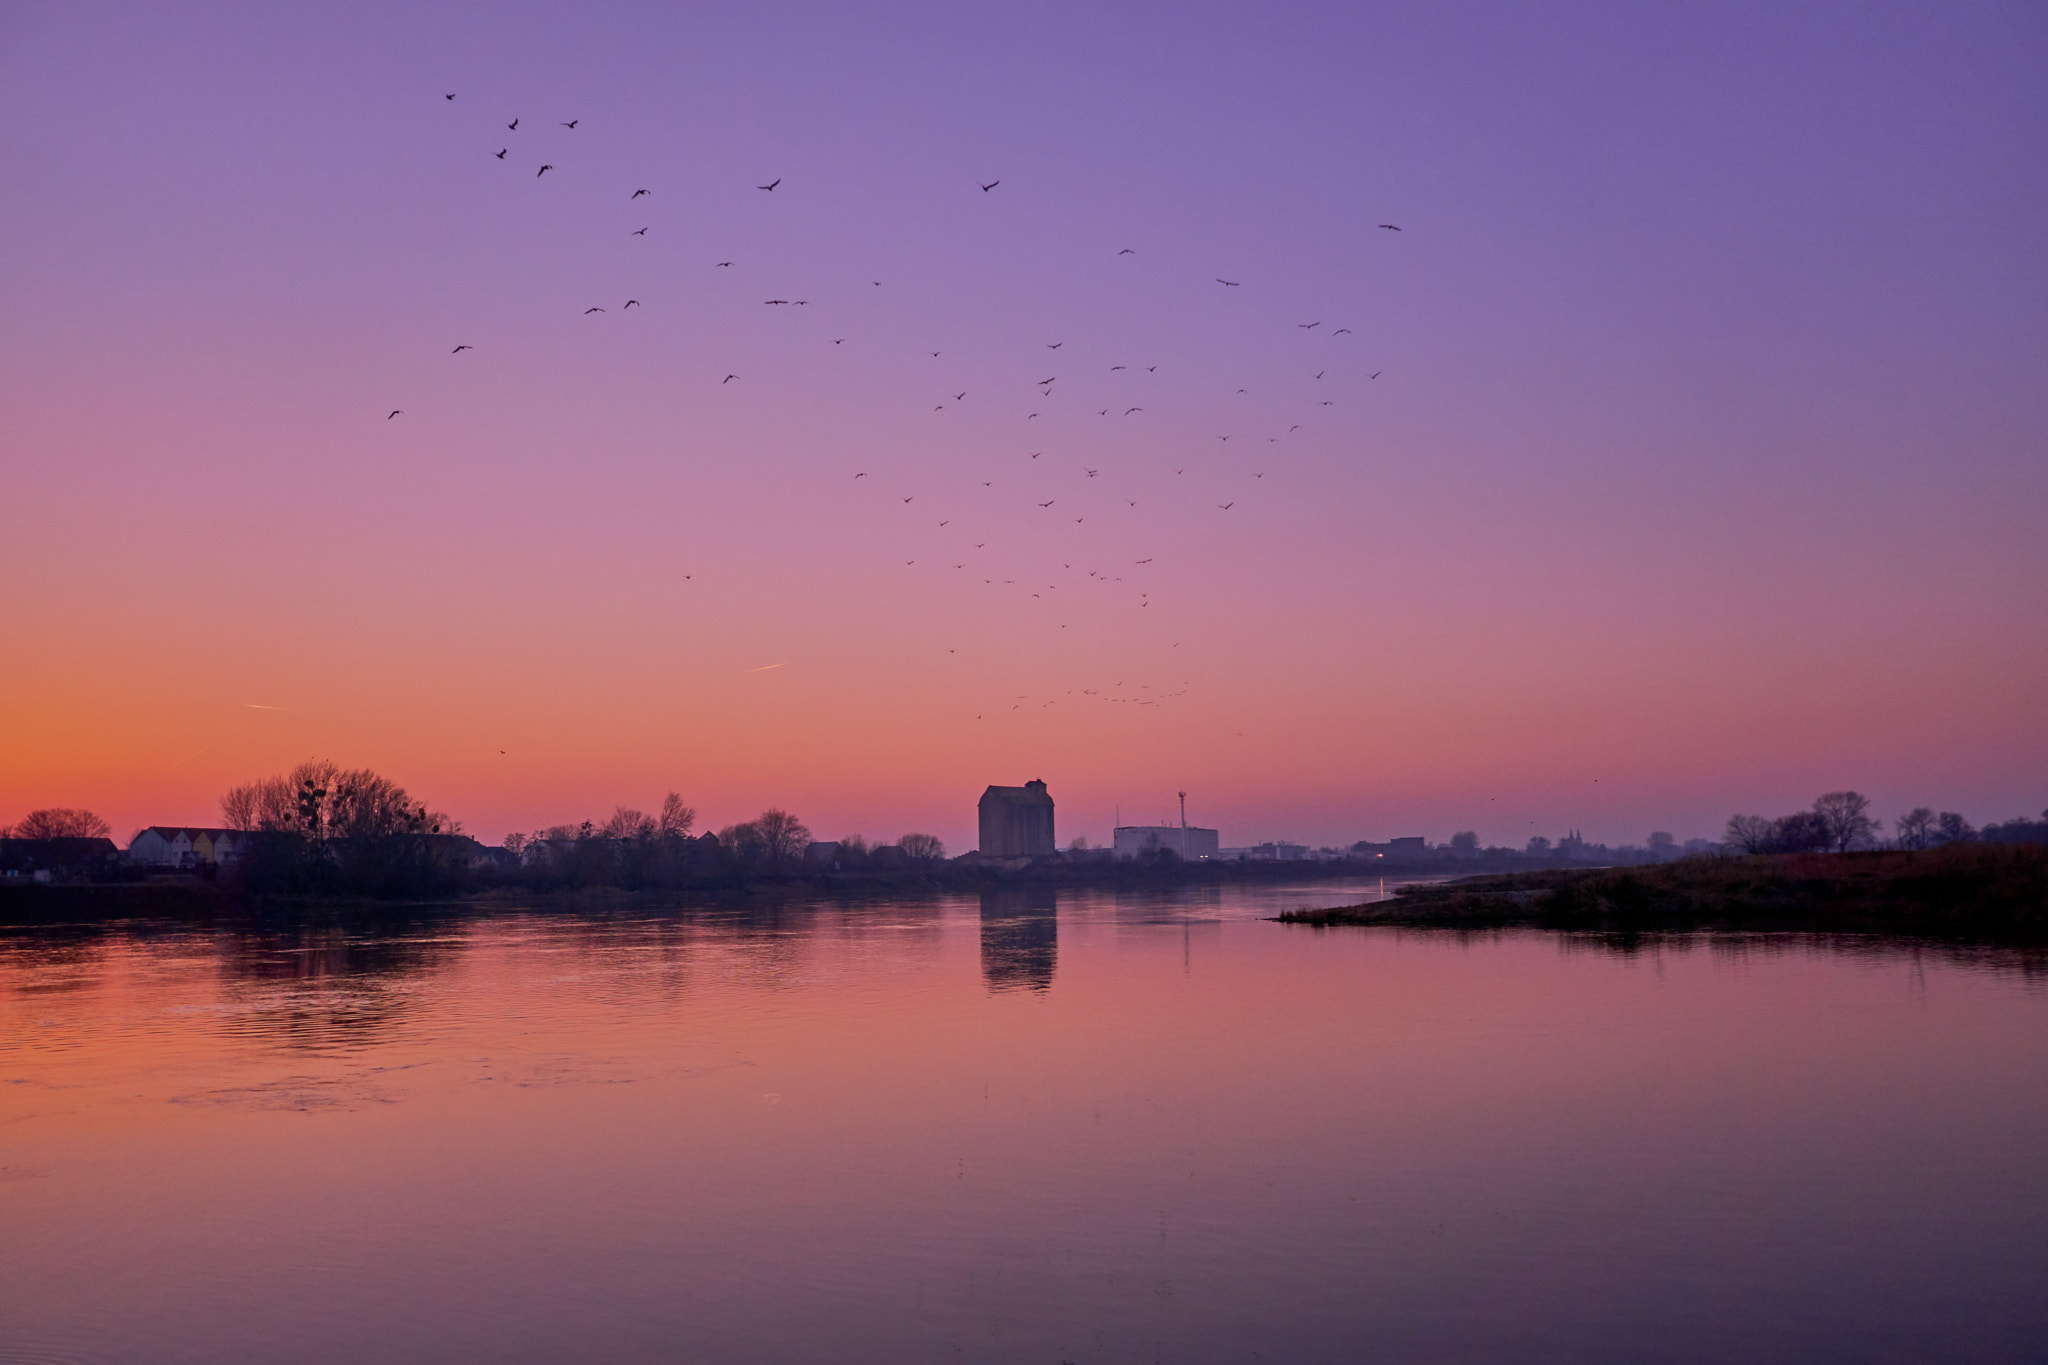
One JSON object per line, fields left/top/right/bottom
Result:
{"left": 1037, "top": 377, "right": 1055, "bottom": 385}
{"left": 585, "top": 307, "right": 604, "bottom": 313}
{"left": 1216, "top": 278, "right": 1240, "bottom": 286}
{"left": 1334, "top": 328, "right": 1352, "bottom": 335}
{"left": 903, "top": 497, "right": 914, "bottom": 503}
{"left": 388, "top": 410, "right": 402, "bottom": 419}
{"left": 1298, "top": 322, "right": 1319, "bottom": 329}
{"left": 1369, "top": 371, "right": 1381, "bottom": 379}
{"left": 538, "top": 164, "right": 553, "bottom": 176}
{"left": 1218, "top": 502, "right": 1234, "bottom": 510}
{"left": 722, "top": 374, "right": 737, "bottom": 383}
{"left": 1136, "top": 557, "right": 1153, "bottom": 564}
{"left": 1119, "top": 248, "right": 1134, "bottom": 254}
{"left": 1046, "top": 342, "right": 1062, "bottom": 349}
{"left": 452, "top": 345, "right": 472, "bottom": 353}
{"left": 980, "top": 180, "right": 999, "bottom": 192}
{"left": 494, "top": 149, "right": 506, "bottom": 159}
{"left": 632, "top": 227, "right": 647, "bottom": 235}
{"left": 562, "top": 120, "right": 578, "bottom": 129}
{"left": 758, "top": 178, "right": 780, "bottom": 190}
{"left": 445, "top": 93, "right": 455, "bottom": 100}
{"left": 1038, "top": 500, "right": 1054, "bottom": 508}
{"left": 631, "top": 189, "right": 649, "bottom": 198}
{"left": 954, "top": 391, "right": 966, "bottom": 400}
{"left": 1125, "top": 407, "right": 1142, "bottom": 415}
{"left": 1378, "top": 223, "right": 1400, "bottom": 230}
{"left": 508, "top": 118, "right": 518, "bottom": 130}
{"left": 854, "top": 472, "right": 866, "bottom": 478}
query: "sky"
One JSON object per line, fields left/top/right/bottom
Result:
{"left": 2, "top": 1, "right": 2044, "bottom": 852}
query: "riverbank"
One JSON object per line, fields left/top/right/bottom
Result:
{"left": 1273, "top": 844, "right": 2048, "bottom": 940}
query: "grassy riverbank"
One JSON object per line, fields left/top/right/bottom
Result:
{"left": 1274, "top": 844, "right": 2048, "bottom": 940}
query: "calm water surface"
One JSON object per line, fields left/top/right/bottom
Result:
{"left": 3, "top": 883, "right": 2045, "bottom": 1363}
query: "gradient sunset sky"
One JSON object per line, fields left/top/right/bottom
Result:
{"left": 3, "top": 2, "right": 2043, "bottom": 851}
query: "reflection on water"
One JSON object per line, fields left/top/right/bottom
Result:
{"left": 979, "top": 887, "right": 1057, "bottom": 991}
{"left": 2, "top": 890, "right": 2045, "bottom": 1364}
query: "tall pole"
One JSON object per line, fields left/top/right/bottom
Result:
{"left": 1179, "top": 791, "right": 1188, "bottom": 858}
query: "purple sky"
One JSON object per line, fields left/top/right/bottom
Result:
{"left": 3, "top": 2, "right": 2044, "bottom": 850}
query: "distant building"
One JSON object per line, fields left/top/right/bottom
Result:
{"left": 1112, "top": 825, "right": 1219, "bottom": 860}
{"left": 128, "top": 827, "right": 251, "bottom": 868}
{"left": 1223, "top": 841, "right": 1312, "bottom": 861}
{"left": 979, "top": 779, "right": 1055, "bottom": 857}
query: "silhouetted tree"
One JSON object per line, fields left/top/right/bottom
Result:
{"left": 1449, "top": 831, "right": 1479, "bottom": 852}
{"left": 1725, "top": 814, "right": 1774, "bottom": 854}
{"left": 1526, "top": 835, "right": 1551, "bottom": 853}
{"left": 899, "top": 833, "right": 946, "bottom": 861}
{"left": 1936, "top": 811, "right": 1977, "bottom": 844}
{"left": 9, "top": 808, "right": 111, "bottom": 839}
{"left": 1811, "top": 791, "right": 1878, "bottom": 853}
{"left": 1894, "top": 808, "right": 1938, "bottom": 850}
{"left": 601, "top": 806, "right": 656, "bottom": 840}
{"left": 1647, "top": 832, "right": 1677, "bottom": 859}
{"left": 657, "top": 793, "right": 696, "bottom": 839}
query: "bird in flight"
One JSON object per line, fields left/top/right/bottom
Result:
{"left": 1369, "top": 371, "right": 1381, "bottom": 379}
{"left": 758, "top": 178, "right": 780, "bottom": 191}
{"left": 494, "top": 149, "right": 506, "bottom": 159}
{"left": 1218, "top": 502, "right": 1234, "bottom": 510}
{"left": 1216, "top": 278, "right": 1240, "bottom": 286}
{"left": 1298, "top": 322, "right": 1319, "bottom": 329}
{"left": 716, "top": 261, "right": 732, "bottom": 267}
{"left": 1046, "top": 342, "right": 1062, "bottom": 349}
{"left": 584, "top": 307, "right": 605, "bottom": 313}
{"left": 624, "top": 300, "right": 640, "bottom": 308}
{"left": 1289, "top": 424, "right": 1301, "bottom": 432}
{"left": 1119, "top": 248, "right": 1134, "bottom": 255}
{"left": 632, "top": 227, "right": 647, "bottom": 235}
{"left": 1378, "top": 224, "right": 1400, "bottom": 231}
{"left": 902, "top": 496, "right": 914, "bottom": 503}
{"left": 1125, "top": 407, "right": 1142, "bottom": 415}
{"left": 1086, "top": 469, "right": 1098, "bottom": 477}
{"left": 387, "top": 410, "right": 402, "bottom": 419}
{"left": 1110, "top": 365, "right": 1125, "bottom": 371}
{"left": 980, "top": 180, "right": 999, "bottom": 192}
{"left": 1037, "top": 377, "right": 1055, "bottom": 386}
{"left": 1333, "top": 328, "right": 1352, "bottom": 335}
{"left": 452, "top": 345, "right": 472, "bottom": 353}
{"left": 854, "top": 472, "right": 867, "bottom": 478}
{"left": 1038, "top": 500, "right": 1055, "bottom": 508}
{"left": 1136, "top": 557, "right": 1152, "bottom": 564}
{"left": 508, "top": 118, "right": 519, "bottom": 130}
{"left": 722, "top": 374, "right": 737, "bottom": 384}
{"left": 832, "top": 338, "right": 844, "bottom": 344}
{"left": 537, "top": 164, "right": 553, "bottom": 176}
{"left": 954, "top": 391, "right": 967, "bottom": 401}
{"left": 929, "top": 351, "right": 941, "bottom": 357}
{"left": 1316, "top": 370, "right": 1325, "bottom": 379}
{"left": 444, "top": 93, "right": 456, "bottom": 100}
{"left": 764, "top": 299, "right": 789, "bottom": 305}
{"left": 1029, "top": 451, "right": 1041, "bottom": 459}
{"left": 631, "top": 189, "right": 649, "bottom": 199}
{"left": 562, "top": 120, "right": 578, "bottom": 129}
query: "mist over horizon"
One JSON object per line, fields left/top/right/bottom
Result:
{"left": 4, "top": 2, "right": 2042, "bottom": 856}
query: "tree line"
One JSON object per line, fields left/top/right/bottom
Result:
{"left": 1724, "top": 791, "right": 2048, "bottom": 855}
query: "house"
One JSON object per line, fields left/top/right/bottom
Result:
{"left": 128, "top": 827, "right": 251, "bottom": 868}
{"left": 978, "top": 780, "right": 1055, "bottom": 858}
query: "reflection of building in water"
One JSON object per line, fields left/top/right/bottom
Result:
{"left": 979, "top": 887, "right": 1057, "bottom": 992}
{"left": 978, "top": 779, "right": 1055, "bottom": 857}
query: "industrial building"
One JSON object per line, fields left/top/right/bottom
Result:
{"left": 1112, "top": 825, "right": 1220, "bottom": 860}
{"left": 978, "top": 779, "right": 1055, "bottom": 857}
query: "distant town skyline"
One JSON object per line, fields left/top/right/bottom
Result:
{"left": 3, "top": 3, "right": 2042, "bottom": 850}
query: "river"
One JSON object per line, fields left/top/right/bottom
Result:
{"left": 3, "top": 883, "right": 2044, "bottom": 1362}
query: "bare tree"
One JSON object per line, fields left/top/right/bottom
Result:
{"left": 220, "top": 784, "right": 262, "bottom": 831}
{"left": 1724, "top": 814, "right": 1774, "bottom": 854}
{"left": 1935, "top": 811, "right": 1976, "bottom": 844}
{"left": 10, "top": 808, "right": 112, "bottom": 839}
{"left": 754, "top": 809, "right": 812, "bottom": 868}
{"left": 601, "top": 806, "right": 656, "bottom": 840}
{"left": 899, "top": 832, "right": 946, "bottom": 861}
{"left": 1810, "top": 791, "right": 1877, "bottom": 853}
{"left": 657, "top": 793, "right": 697, "bottom": 840}
{"left": 1894, "top": 808, "right": 1938, "bottom": 850}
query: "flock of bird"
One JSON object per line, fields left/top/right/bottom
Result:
{"left": 395, "top": 96, "right": 1404, "bottom": 723}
